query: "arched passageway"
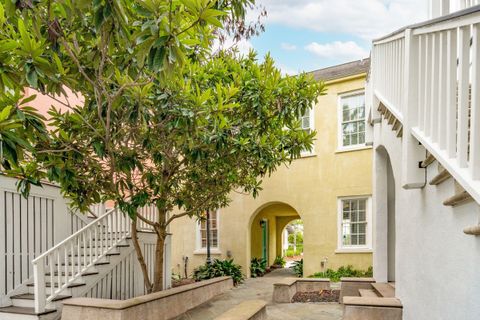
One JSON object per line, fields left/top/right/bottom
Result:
{"left": 375, "top": 146, "right": 396, "bottom": 282}
{"left": 249, "top": 202, "right": 301, "bottom": 267}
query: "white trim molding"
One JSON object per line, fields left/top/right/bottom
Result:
{"left": 337, "top": 90, "right": 367, "bottom": 152}
{"left": 195, "top": 209, "right": 221, "bottom": 254}
{"left": 300, "top": 104, "right": 316, "bottom": 157}
{"left": 336, "top": 195, "right": 373, "bottom": 252}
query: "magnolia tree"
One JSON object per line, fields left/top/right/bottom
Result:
{"left": 0, "top": 0, "right": 324, "bottom": 292}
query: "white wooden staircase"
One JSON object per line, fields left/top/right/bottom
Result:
{"left": 0, "top": 208, "right": 135, "bottom": 319}
{"left": 370, "top": 4, "right": 480, "bottom": 236}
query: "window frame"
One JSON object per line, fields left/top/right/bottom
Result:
{"left": 194, "top": 210, "right": 221, "bottom": 255}
{"left": 337, "top": 90, "right": 367, "bottom": 152}
{"left": 336, "top": 196, "right": 372, "bottom": 253}
{"left": 300, "top": 105, "right": 316, "bottom": 157}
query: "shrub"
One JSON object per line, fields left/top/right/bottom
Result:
{"left": 273, "top": 256, "right": 286, "bottom": 267}
{"left": 250, "top": 258, "right": 267, "bottom": 278}
{"left": 193, "top": 259, "right": 244, "bottom": 286}
{"left": 285, "top": 247, "right": 303, "bottom": 257}
{"left": 292, "top": 259, "right": 303, "bottom": 277}
{"left": 310, "top": 265, "right": 373, "bottom": 282}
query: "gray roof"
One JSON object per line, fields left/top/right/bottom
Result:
{"left": 309, "top": 58, "right": 370, "bottom": 82}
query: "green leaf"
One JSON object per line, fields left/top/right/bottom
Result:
{"left": 18, "top": 19, "right": 32, "bottom": 52}
{"left": 26, "top": 67, "right": 38, "bottom": 88}
{"left": 0, "top": 105, "right": 12, "bottom": 121}
{"left": 0, "top": 3, "right": 5, "bottom": 25}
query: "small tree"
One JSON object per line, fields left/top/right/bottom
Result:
{"left": 43, "top": 53, "right": 323, "bottom": 291}
{"left": 1, "top": 0, "right": 324, "bottom": 292}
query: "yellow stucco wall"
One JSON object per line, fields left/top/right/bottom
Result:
{"left": 169, "top": 74, "right": 373, "bottom": 278}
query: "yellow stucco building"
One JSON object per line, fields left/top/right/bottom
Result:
{"left": 169, "top": 59, "right": 373, "bottom": 278}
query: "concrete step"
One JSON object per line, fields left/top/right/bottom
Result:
{"left": 358, "top": 289, "right": 378, "bottom": 297}
{"left": 343, "top": 296, "right": 402, "bottom": 320}
{"left": 372, "top": 283, "right": 395, "bottom": 298}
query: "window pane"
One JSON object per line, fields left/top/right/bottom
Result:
{"left": 358, "top": 223, "right": 366, "bottom": 233}
{"left": 341, "top": 198, "right": 368, "bottom": 247}
{"left": 340, "top": 94, "right": 365, "bottom": 147}
{"left": 351, "top": 235, "right": 358, "bottom": 245}
{"left": 359, "top": 133, "right": 365, "bottom": 144}
{"left": 358, "top": 234, "right": 366, "bottom": 245}
{"left": 358, "top": 210, "right": 366, "bottom": 221}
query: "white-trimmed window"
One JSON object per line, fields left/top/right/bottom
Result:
{"left": 195, "top": 210, "right": 220, "bottom": 253}
{"left": 337, "top": 197, "right": 372, "bottom": 252}
{"left": 338, "top": 93, "right": 366, "bottom": 149}
{"left": 300, "top": 107, "right": 315, "bottom": 155}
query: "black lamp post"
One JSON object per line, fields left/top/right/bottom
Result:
{"left": 206, "top": 209, "right": 212, "bottom": 265}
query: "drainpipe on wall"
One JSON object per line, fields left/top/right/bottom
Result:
{"left": 206, "top": 209, "right": 212, "bottom": 265}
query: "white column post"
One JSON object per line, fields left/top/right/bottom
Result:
{"left": 402, "top": 29, "right": 426, "bottom": 189}
{"left": 33, "top": 262, "right": 46, "bottom": 313}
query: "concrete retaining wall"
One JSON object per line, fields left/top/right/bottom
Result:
{"left": 62, "top": 277, "right": 233, "bottom": 320}
{"left": 272, "top": 278, "right": 330, "bottom": 303}
{"left": 339, "top": 277, "right": 375, "bottom": 303}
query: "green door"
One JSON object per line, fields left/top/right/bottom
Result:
{"left": 261, "top": 219, "right": 268, "bottom": 262}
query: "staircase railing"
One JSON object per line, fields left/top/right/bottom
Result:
{"left": 32, "top": 207, "right": 131, "bottom": 313}
{"left": 371, "top": 5, "right": 480, "bottom": 202}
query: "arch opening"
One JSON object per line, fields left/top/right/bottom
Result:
{"left": 249, "top": 202, "right": 301, "bottom": 269}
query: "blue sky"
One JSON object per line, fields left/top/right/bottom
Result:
{"left": 239, "top": 0, "right": 430, "bottom": 74}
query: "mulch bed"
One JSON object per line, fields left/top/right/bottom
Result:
{"left": 292, "top": 290, "right": 340, "bottom": 303}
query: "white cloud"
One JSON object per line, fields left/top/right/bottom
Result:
{"left": 305, "top": 41, "right": 369, "bottom": 61}
{"left": 212, "top": 37, "right": 253, "bottom": 55}
{"left": 249, "top": 0, "right": 429, "bottom": 40}
{"left": 281, "top": 42, "right": 297, "bottom": 51}
{"left": 277, "top": 63, "right": 298, "bottom": 76}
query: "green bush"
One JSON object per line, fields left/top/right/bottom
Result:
{"left": 285, "top": 247, "right": 303, "bottom": 257}
{"left": 250, "top": 258, "right": 267, "bottom": 278}
{"left": 273, "top": 256, "right": 286, "bottom": 267}
{"left": 291, "top": 259, "right": 303, "bottom": 277}
{"left": 310, "top": 265, "right": 373, "bottom": 282}
{"left": 193, "top": 259, "right": 244, "bottom": 286}
{"left": 288, "top": 232, "right": 303, "bottom": 244}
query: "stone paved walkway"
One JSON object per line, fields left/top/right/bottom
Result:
{"left": 175, "top": 268, "right": 343, "bottom": 320}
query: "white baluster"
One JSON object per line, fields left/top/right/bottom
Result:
{"left": 424, "top": 34, "right": 432, "bottom": 135}
{"left": 470, "top": 23, "right": 480, "bottom": 179}
{"left": 458, "top": 25, "right": 471, "bottom": 168}
{"left": 446, "top": 29, "right": 458, "bottom": 158}
{"left": 438, "top": 31, "right": 448, "bottom": 149}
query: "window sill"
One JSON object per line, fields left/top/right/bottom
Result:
{"left": 335, "top": 248, "right": 373, "bottom": 254}
{"left": 194, "top": 249, "right": 222, "bottom": 255}
{"left": 299, "top": 152, "right": 317, "bottom": 158}
{"left": 335, "top": 145, "right": 372, "bottom": 154}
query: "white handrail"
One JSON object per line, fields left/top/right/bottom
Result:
{"left": 371, "top": 5, "right": 480, "bottom": 202}
{"left": 32, "top": 207, "right": 131, "bottom": 313}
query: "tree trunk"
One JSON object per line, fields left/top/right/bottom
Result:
{"left": 152, "top": 228, "right": 166, "bottom": 292}
{"left": 131, "top": 219, "right": 153, "bottom": 293}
